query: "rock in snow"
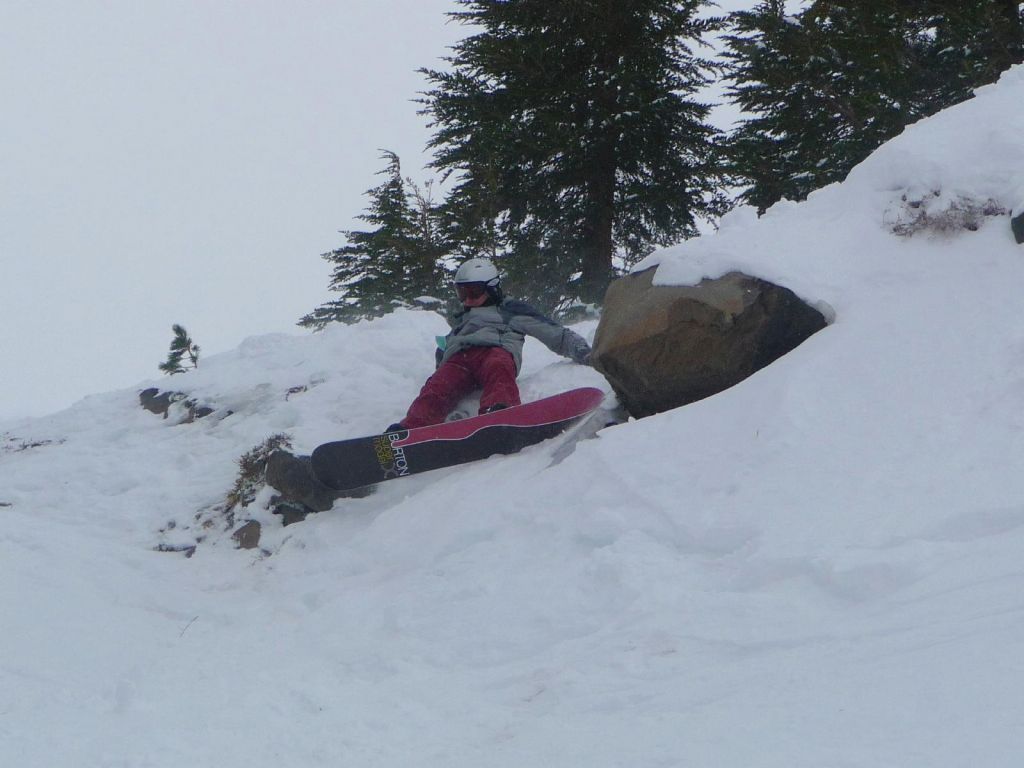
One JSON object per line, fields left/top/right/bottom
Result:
{"left": 593, "top": 268, "right": 827, "bottom": 418}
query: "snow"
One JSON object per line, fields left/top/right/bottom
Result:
{"left": 4, "top": 67, "right": 1024, "bottom": 767}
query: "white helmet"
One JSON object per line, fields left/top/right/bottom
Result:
{"left": 454, "top": 257, "right": 500, "bottom": 287}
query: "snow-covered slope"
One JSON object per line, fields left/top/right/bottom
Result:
{"left": 4, "top": 67, "right": 1024, "bottom": 767}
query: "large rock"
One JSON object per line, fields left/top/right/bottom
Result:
{"left": 592, "top": 268, "right": 827, "bottom": 418}
{"left": 1012, "top": 209, "right": 1024, "bottom": 244}
{"left": 264, "top": 450, "right": 374, "bottom": 519}
{"left": 265, "top": 451, "right": 344, "bottom": 513}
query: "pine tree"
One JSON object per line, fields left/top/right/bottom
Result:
{"left": 915, "top": 1, "right": 1024, "bottom": 105}
{"left": 159, "top": 324, "right": 200, "bottom": 375}
{"left": 724, "top": 0, "right": 1024, "bottom": 213}
{"left": 721, "top": 1, "right": 818, "bottom": 213}
{"left": 420, "top": 0, "right": 728, "bottom": 310}
{"left": 299, "top": 151, "right": 448, "bottom": 329}
{"left": 724, "top": 0, "right": 924, "bottom": 212}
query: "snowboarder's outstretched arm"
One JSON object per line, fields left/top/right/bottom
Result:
{"left": 501, "top": 300, "right": 592, "bottom": 365}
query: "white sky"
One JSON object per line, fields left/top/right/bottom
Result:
{"left": 1, "top": 0, "right": 462, "bottom": 420}
{"left": 1, "top": 0, "right": 754, "bottom": 421}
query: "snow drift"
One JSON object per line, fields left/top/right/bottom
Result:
{"left": 3, "top": 67, "right": 1024, "bottom": 767}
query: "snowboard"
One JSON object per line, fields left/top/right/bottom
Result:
{"left": 310, "top": 387, "right": 605, "bottom": 492}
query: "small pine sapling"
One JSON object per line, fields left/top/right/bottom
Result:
{"left": 159, "top": 324, "right": 201, "bottom": 375}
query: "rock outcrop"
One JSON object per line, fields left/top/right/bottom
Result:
{"left": 231, "top": 520, "right": 262, "bottom": 550}
{"left": 265, "top": 451, "right": 343, "bottom": 513}
{"left": 592, "top": 268, "right": 828, "bottom": 418}
{"left": 1012, "top": 208, "right": 1024, "bottom": 244}
{"left": 138, "top": 388, "right": 216, "bottom": 421}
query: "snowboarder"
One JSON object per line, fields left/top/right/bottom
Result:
{"left": 388, "top": 258, "right": 593, "bottom": 430}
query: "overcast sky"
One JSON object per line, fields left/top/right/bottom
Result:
{"left": 1, "top": 1, "right": 753, "bottom": 422}
{"left": 1, "top": 0, "right": 464, "bottom": 421}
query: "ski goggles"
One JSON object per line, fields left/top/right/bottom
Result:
{"left": 456, "top": 282, "right": 488, "bottom": 301}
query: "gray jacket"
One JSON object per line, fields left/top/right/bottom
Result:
{"left": 439, "top": 300, "right": 591, "bottom": 372}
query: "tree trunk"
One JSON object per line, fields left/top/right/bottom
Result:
{"left": 579, "top": 28, "right": 624, "bottom": 307}
{"left": 579, "top": 146, "right": 617, "bottom": 305}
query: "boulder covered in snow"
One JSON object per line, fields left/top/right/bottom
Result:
{"left": 592, "top": 267, "right": 827, "bottom": 418}
{"left": 138, "top": 388, "right": 216, "bottom": 422}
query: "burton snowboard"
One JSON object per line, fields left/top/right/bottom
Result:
{"left": 310, "top": 387, "right": 605, "bottom": 492}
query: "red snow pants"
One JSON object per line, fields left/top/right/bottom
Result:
{"left": 402, "top": 346, "right": 521, "bottom": 429}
